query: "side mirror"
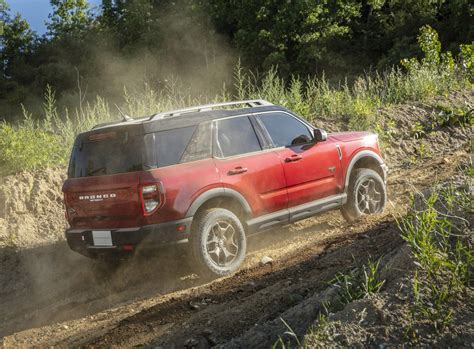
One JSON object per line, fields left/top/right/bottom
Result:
{"left": 313, "top": 128, "right": 327, "bottom": 142}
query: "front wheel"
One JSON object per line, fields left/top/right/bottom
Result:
{"left": 190, "top": 208, "right": 247, "bottom": 277}
{"left": 341, "top": 168, "right": 386, "bottom": 223}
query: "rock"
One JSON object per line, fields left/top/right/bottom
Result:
{"left": 246, "top": 281, "right": 256, "bottom": 288}
{"left": 63, "top": 325, "right": 69, "bottom": 330}
{"left": 184, "top": 338, "right": 199, "bottom": 348}
{"left": 202, "top": 328, "right": 213, "bottom": 337}
{"left": 189, "top": 301, "right": 200, "bottom": 310}
{"left": 260, "top": 256, "right": 273, "bottom": 266}
{"left": 206, "top": 336, "right": 217, "bottom": 346}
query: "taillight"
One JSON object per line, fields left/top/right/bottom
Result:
{"left": 139, "top": 183, "right": 163, "bottom": 216}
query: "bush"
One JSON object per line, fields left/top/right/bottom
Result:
{"left": 0, "top": 123, "right": 65, "bottom": 175}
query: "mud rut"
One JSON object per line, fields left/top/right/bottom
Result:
{"left": 0, "top": 148, "right": 469, "bottom": 348}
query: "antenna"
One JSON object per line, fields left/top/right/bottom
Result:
{"left": 114, "top": 104, "right": 133, "bottom": 122}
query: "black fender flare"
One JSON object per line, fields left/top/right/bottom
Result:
{"left": 344, "top": 150, "right": 385, "bottom": 190}
{"left": 185, "top": 187, "right": 252, "bottom": 218}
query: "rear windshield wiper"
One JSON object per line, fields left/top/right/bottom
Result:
{"left": 88, "top": 167, "right": 106, "bottom": 176}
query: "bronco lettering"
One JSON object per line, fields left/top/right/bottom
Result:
{"left": 79, "top": 193, "right": 117, "bottom": 201}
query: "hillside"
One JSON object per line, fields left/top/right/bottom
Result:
{"left": 0, "top": 89, "right": 472, "bottom": 347}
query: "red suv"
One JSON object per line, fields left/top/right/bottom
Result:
{"left": 63, "top": 100, "right": 388, "bottom": 276}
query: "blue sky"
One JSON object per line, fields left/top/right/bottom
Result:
{"left": 7, "top": 0, "right": 101, "bottom": 34}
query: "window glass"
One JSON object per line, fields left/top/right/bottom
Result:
{"left": 67, "top": 126, "right": 198, "bottom": 178}
{"left": 68, "top": 134, "right": 146, "bottom": 178}
{"left": 258, "top": 112, "right": 312, "bottom": 147}
{"left": 216, "top": 116, "right": 261, "bottom": 157}
{"left": 155, "top": 126, "right": 196, "bottom": 167}
{"left": 181, "top": 122, "right": 212, "bottom": 163}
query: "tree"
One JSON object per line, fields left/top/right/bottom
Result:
{"left": 0, "top": 4, "right": 37, "bottom": 107}
{"left": 207, "top": 0, "right": 361, "bottom": 76}
{"left": 47, "top": 0, "right": 92, "bottom": 39}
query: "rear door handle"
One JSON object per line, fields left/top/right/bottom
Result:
{"left": 228, "top": 167, "right": 248, "bottom": 175}
{"left": 285, "top": 155, "right": 303, "bottom": 162}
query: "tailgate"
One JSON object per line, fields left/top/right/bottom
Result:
{"left": 63, "top": 172, "right": 143, "bottom": 229}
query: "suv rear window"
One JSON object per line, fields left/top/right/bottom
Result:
{"left": 68, "top": 125, "right": 209, "bottom": 178}
{"left": 68, "top": 133, "right": 147, "bottom": 178}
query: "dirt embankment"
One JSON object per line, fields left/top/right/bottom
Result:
{"left": 0, "top": 167, "right": 66, "bottom": 248}
{"left": 0, "top": 90, "right": 472, "bottom": 347}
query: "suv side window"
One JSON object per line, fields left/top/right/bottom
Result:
{"left": 215, "top": 116, "right": 262, "bottom": 157}
{"left": 181, "top": 122, "right": 212, "bottom": 163}
{"left": 258, "top": 112, "right": 313, "bottom": 147}
{"left": 154, "top": 126, "right": 196, "bottom": 167}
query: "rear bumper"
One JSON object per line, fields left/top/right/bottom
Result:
{"left": 65, "top": 217, "right": 192, "bottom": 258}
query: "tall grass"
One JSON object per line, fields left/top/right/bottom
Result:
{"left": 0, "top": 27, "right": 472, "bottom": 175}
{"left": 400, "top": 182, "right": 473, "bottom": 334}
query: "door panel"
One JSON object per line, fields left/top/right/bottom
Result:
{"left": 275, "top": 142, "right": 342, "bottom": 207}
{"left": 215, "top": 151, "right": 288, "bottom": 217}
{"left": 214, "top": 115, "right": 288, "bottom": 217}
{"left": 255, "top": 111, "right": 342, "bottom": 208}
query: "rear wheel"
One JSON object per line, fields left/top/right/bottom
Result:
{"left": 341, "top": 168, "right": 386, "bottom": 223}
{"left": 191, "top": 208, "right": 247, "bottom": 277}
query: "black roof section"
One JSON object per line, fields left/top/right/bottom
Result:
{"left": 81, "top": 100, "right": 291, "bottom": 138}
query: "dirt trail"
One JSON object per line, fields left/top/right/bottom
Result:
{"left": 0, "top": 90, "right": 472, "bottom": 347}
{"left": 1, "top": 149, "right": 469, "bottom": 348}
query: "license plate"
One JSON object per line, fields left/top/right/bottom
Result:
{"left": 92, "top": 230, "right": 113, "bottom": 246}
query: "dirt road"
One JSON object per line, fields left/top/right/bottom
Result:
{"left": 0, "top": 90, "right": 472, "bottom": 347}
{"left": 1, "top": 147, "right": 469, "bottom": 347}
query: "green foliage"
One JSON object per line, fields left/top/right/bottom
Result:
{"left": 0, "top": 0, "right": 472, "bottom": 113}
{"left": 208, "top": 0, "right": 361, "bottom": 76}
{"left": 272, "top": 317, "right": 302, "bottom": 349}
{"left": 0, "top": 12, "right": 36, "bottom": 75}
{"left": 399, "top": 185, "right": 473, "bottom": 332}
{"left": 47, "top": 0, "right": 92, "bottom": 38}
{"left": 0, "top": 121, "right": 65, "bottom": 175}
{"left": 419, "top": 25, "right": 441, "bottom": 68}
{"left": 459, "top": 44, "right": 474, "bottom": 80}
{"left": 0, "top": 25, "right": 471, "bottom": 175}
{"left": 331, "top": 258, "right": 385, "bottom": 306}
{"left": 303, "top": 311, "right": 339, "bottom": 347}
{"left": 432, "top": 101, "right": 474, "bottom": 128}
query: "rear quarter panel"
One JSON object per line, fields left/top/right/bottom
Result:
{"left": 145, "top": 158, "right": 222, "bottom": 224}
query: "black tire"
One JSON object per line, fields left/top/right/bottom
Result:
{"left": 341, "top": 168, "right": 387, "bottom": 223}
{"left": 190, "top": 208, "right": 247, "bottom": 277}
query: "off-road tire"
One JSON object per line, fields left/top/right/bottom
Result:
{"left": 341, "top": 168, "right": 386, "bottom": 223}
{"left": 191, "top": 208, "right": 247, "bottom": 278}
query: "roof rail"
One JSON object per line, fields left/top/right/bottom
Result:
{"left": 149, "top": 99, "right": 273, "bottom": 121}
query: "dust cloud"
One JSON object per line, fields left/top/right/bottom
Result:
{"left": 62, "top": 7, "right": 236, "bottom": 114}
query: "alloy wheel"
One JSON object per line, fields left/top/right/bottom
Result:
{"left": 356, "top": 178, "right": 383, "bottom": 214}
{"left": 205, "top": 221, "right": 239, "bottom": 267}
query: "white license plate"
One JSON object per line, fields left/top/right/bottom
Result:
{"left": 92, "top": 230, "right": 113, "bottom": 246}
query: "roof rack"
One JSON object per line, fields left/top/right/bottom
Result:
{"left": 149, "top": 99, "right": 273, "bottom": 121}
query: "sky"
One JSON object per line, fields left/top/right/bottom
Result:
{"left": 7, "top": 0, "right": 101, "bottom": 35}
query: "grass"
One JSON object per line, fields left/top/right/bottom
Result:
{"left": 273, "top": 259, "right": 386, "bottom": 348}
{"left": 0, "top": 27, "right": 472, "bottom": 175}
{"left": 399, "top": 183, "right": 473, "bottom": 334}
{"left": 331, "top": 258, "right": 385, "bottom": 307}
{"left": 285, "top": 175, "right": 472, "bottom": 347}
